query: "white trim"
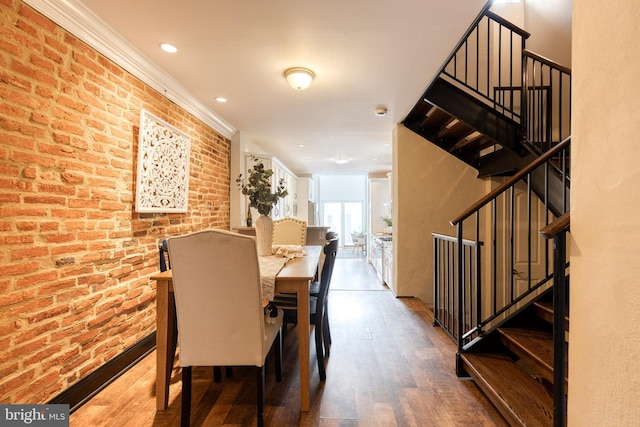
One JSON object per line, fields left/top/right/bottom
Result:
{"left": 23, "top": 0, "right": 237, "bottom": 139}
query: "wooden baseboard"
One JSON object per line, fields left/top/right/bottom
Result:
{"left": 49, "top": 332, "right": 156, "bottom": 413}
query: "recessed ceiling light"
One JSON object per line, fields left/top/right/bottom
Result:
{"left": 297, "top": 144, "right": 305, "bottom": 147}
{"left": 215, "top": 97, "right": 227, "bottom": 103}
{"left": 160, "top": 43, "right": 178, "bottom": 53}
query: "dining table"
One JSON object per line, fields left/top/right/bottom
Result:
{"left": 151, "top": 244, "right": 322, "bottom": 413}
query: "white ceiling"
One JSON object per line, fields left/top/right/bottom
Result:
{"left": 33, "top": 0, "right": 488, "bottom": 176}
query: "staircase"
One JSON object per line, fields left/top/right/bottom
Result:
{"left": 459, "top": 288, "right": 566, "bottom": 426}
{"left": 406, "top": 6, "right": 572, "bottom": 427}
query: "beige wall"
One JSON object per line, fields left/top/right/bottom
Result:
{"left": 570, "top": 0, "right": 640, "bottom": 425}
{"left": 491, "top": 0, "right": 572, "bottom": 67}
{"left": 393, "top": 125, "right": 487, "bottom": 304}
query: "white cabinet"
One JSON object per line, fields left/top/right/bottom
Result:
{"left": 297, "top": 177, "right": 314, "bottom": 202}
{"left": 368, "top": 178, "right": 389, "bottom": 236}
{"left": 383, "top": 241, "right": 394, "bottom": 292}
{"left": 273, "top": 160, "right": 297, "bottom": 219}
{"left": 241, "top": 153, "right": 297, "bottom": 221}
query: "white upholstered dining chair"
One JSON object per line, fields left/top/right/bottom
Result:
{"left": 167, "top": 229, "right": 283, "bottom": 427}
{"left": 272, "top": 217, "right": 307, "bottom": 246}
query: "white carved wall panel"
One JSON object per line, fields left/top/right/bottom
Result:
{"left": 135, "top": 109, "right": 191, "bottom": 213}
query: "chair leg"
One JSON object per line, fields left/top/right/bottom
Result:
{"left": 323, "top": 315, "right": 331, "bottom": 357}
{"left": 315, "top": 322, "right": 326, "bottom": 381}
{"left": 256, "top": 366, "right": 265, "bottom": 427}
{"left": 275, "top": 328, "right": 283, "bottom": 382}
{"left": 325, "top": 301, "right": 332, "bottom": 346}
{"left": 170, "top": 310, "right": 178, "bottom": 372}
{"left": 213, "top": 366, "right": 221, "bottom": 382}
{"left": 181, "top": 366, "right": 192, "bottom": 427}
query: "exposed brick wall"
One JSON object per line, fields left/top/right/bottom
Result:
{"left": 0, "top": 1, "right": 231, "bottom": 403}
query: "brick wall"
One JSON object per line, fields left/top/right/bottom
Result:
{"left": 0, "top": 1, "right": 231, "bottom": 403}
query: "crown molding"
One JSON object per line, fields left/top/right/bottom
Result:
{"left": 22, "top": 0, "right": 237, "bottom": 139}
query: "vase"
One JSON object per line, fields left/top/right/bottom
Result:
{"left": 254, "top": 214, "right": 273, "bottom": 256}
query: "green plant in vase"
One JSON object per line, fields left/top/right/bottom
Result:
{"left": 236, "top": 156, "right": 288, "bottom": 216}
{"left": 382, "top": 216, "right": 393, "bottom": 234}
{"left": 236, "top": 156, "right": 288, "bottom": 255}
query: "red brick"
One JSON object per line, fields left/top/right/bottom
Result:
{"left": 29, "top": 53, "right": 55, "bottom": 72}
{"left": 0, "top": 261, "right": 39, "bottom": 278}
{"left": 26, "top": 302, "right": 69, "bottom": 324}
{"left": 51, "top": 119, "right": 84, "bottom": 136}
{"left": 15, "top": 270, "right": 60, "bottom": 290}
{"left": 18, "top": 3, "right": 57, "bottom": 34}
{"left": 0, "top": 162, "right": 19, "bottom": 176}
{"left": 14, "top": 320, "right": 59, "bottom": 345}
{"left": 11, "top": 246, "right": 49, "bottom": 261}
{"left": 22, "top": 165, "right": 36, "bottom": 178}
{"left": 11, "top": 150, "right": 54, "bottom": 167}
{"left": 50, "top": 208, "right": 84, "bottom": 218}
{"left": 43, "top": 232, "right": 74, "bottom": 244}
{"left": 60, "top": 171, "right": 84, "bottom": 184}
{"left": 23, "top": 195, "right": 66, "bottom": 205}
{"left": 50, "top": 243, "right": 86, "bottom": 256}
{"left": 0, "top": 0, "right": 231, "bottom": 407}
{"left": 39, "top": 221, "right": 59, "bottom": 232}
{"left": 44, "top": 35, "right": 68, "bottom": 56}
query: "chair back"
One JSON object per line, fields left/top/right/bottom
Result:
{"left": 351, "top": 232, "right": 359, "bottom": 246}
{"left": 158, "top": 238, "right": 170, "bottom": 272}
{"left": 315, "top": 237, "right": 339, "bottom": 317}
{"left": 272, "top": 217, "right": 307, "bottom": 246}
{"left": 167, "top": 230, "right": 268, "bottom": 367}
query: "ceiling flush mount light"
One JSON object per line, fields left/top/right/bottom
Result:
{"left": 160, "top": 42, "right": 178, "bottom": 53}
{"left": 284, "top": 67, "right": 315, "bottom": 90}
{"left": 374, "top": 106, "right": 388, "bottom": 117}
{"left": 215, "top": 97, "right": 227, "bottom": 103}
{"left": 334, "top": 156, "right": 349, "bottom": 164}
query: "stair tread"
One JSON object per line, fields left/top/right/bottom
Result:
{"left": 461, "top": 353, "right": 553, "bottom": 427}
{"left": 534, "top": 301, "right": 570, "bottom": 330}
{"left": 498, "top": 327, "right": 554, "bottom": 377}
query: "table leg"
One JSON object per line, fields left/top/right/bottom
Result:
{"left": 155, "top": 279, "right": 174, "bottom": 411}
{"left": 296, "top": 279, "right": 311, "bottom": 411}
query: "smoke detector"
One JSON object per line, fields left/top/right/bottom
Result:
{"left": 374, "top": 106, "right": 388, "bottom": 117}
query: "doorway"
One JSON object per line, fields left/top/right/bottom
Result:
{"left": 321, "top": 201, "right": 364, "bottom": 248}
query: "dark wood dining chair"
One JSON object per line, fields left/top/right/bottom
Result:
{"left": 273, "top": 236, "right": 338, "bottom": 380}
{"left": 167, "top": 230, "right": 283, "bottom": 427}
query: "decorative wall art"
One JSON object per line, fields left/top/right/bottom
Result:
{"left": 135, "top": 109, "right": 191, "bottom": 213}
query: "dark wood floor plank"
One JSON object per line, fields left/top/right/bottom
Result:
{"left": 70, "top": 258, "right": 507, "bottom": 426}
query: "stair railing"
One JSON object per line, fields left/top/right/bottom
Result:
{"left": 521, "top": 50, "right": 572, "bottom": 155}
{"left": 432, "top": 233, "right": 482, "bottom": 340}
{"left": 439, "top": 10, "right": 530, "bottom": 122}
{"left": 435, "top": 9, "right": 572, "bottom": 159}
{"left": 433, "top": 137, "right": 570, "bottom": 354}
{"left": 539, "top": 212, "right": 570, "bottom": 427}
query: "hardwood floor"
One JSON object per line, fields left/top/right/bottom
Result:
{"left": 70, "top": 258, "right": 507, "bottom": 426}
